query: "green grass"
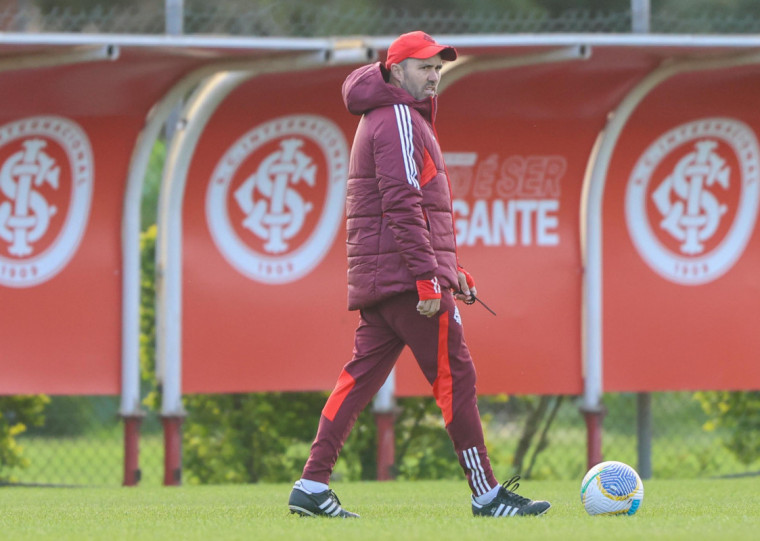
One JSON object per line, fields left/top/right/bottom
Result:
{"left": 1, "top": 478, "right": 759, "bottom": 540}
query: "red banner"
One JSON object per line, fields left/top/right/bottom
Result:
{"left": 181, "top": 67, "right": 359, "bottom": 393}
{"left": 603, "top": 65, "right": 760, "bottom": 392}
{"left": 0, "top": 54, "right": 201, "bottom": 395}
{"left": 4, "top": 41, "right": 760, "bottom": 398}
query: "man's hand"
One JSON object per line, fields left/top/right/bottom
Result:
{"left": 417, "top": 298, "right": 441, "bottom": 317}
{"left": 454, "top": 269, "right": 477, "bottom": 304}
{"left": 416, "top": 277, "right": 441, "bottom": 317}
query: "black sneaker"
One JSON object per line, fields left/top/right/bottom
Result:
{"left": 288, "top": 481, "right": 360, "bottom": 518}
{"left": 471, "top": 476, "right": 551, "bottom": 517}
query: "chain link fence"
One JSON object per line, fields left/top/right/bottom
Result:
{"left": 2, "top": 1, "right": 760, "bottom": 35}
{"left": 5, "top": 397, "right": 164, "bottom": 486}
{"left": 2, "top": 1, "right": 760, "bottom": 486}
{"left": 5, "top": 391, "right": 758, "bottom": 486}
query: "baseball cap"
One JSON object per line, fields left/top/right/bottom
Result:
{"left": 385, "top": 31, "right": 457, "bottom": 70}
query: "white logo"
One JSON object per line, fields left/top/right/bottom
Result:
{"left": 453, "top": 306, "right": 462, "bottom": 326}
{"left": 626, "top": 118, "right": 759, "bottom": 285}
{"left": 206, "top": 115, "right": 348, "bottom": 283}
{"left": 0, "top": 117, "right": 93, "bottom": 287}
{"left": 431, "top": 276, "right": 441, "bottom": 294}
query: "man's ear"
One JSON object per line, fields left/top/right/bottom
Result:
{"left": 389, "top": 63, "right": 403, "bottom": 82}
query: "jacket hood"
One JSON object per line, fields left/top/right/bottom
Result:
{"left": 342, "top": 62, "right": 435, "bottom": 121}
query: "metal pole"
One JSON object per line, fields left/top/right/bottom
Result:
{"left": 165, "top": 0, "right": 184, "bottom": 141}
{"left": 631, "top": 0, "right": 650, "bottom": 34}
{"left": 155, "top": 0, "right": 186, "bottom": 488}
{"left": 165, "top": 0, "right": 183, "bottom": 35}
{"left": 123, "top": 416, "right": 142, "bottom": 486}
{"left": 630, "top": 3, "right": 653, "bottom": 480}
{"left": 636, "top": 392, "right": 652, "bottom": 479}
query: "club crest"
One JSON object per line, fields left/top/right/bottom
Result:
{"left": 0, "top": 116, "right": 93, "bottom": 287}
{"left": 206, "top": 115, "right": 348, "bottom": 283}
{"left": 625, "top": 118, "right": 760, "bottom": 285}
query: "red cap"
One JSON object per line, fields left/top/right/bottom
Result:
{"left": 385, "top": 31, "right": 457, "bottom": 70}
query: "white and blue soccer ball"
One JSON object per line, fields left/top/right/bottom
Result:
{"left": 580, "top": 461, "right": 644, "bottom": 516}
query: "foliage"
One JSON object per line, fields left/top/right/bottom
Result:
{"left": 34, "top": 0, "right": 742, "bottom": 17}
{"left": 694, "top": 390, "right": 760, "bottom": 466}
{"left": 0, "top": 395, "right": 49, "bottom": 481}
{"left": 182, "top": 392, "right": 322, "bottom": 484}
{"left": 36, "top": 0, "right": 134, "bottom": 12}
{"left": 24, "top": 396, "right": 119, "bottom": 437}
{"left": 141, "top": 141, "right": 165, "bottom": 232}
{"left": 533, "top": 0, "right": 630, "bottom": 14}
{"left": 393, "top": 397, "right": 460, "bottom": 481}
{"left": 139, "top": 224, "right": 158, "bottom": 411}
{"left": 512, "top": 395, "right": 565, "bottom": 478}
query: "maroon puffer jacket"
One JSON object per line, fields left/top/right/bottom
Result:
{"left": 342, "top": 62, "right": 458, "bottom": 310}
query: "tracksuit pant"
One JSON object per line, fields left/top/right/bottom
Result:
{"left": 302, "top": 289, "right": 499, "bottom": 497}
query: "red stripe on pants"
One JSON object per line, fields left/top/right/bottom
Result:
{"left": 322, "top": 369, "right": 356, "bottom": 422}
{"left": 432, "top": 311, "right": 453, "bottom": 425}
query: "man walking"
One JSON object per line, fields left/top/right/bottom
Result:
{"left": 288, "top": 31, "right": 550, "bottom": 519}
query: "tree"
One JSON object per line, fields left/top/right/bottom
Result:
{"left": 694, "top": 391, "right": 760, "bottom": 466}
{"left": 0, "top": 395, "right": 49, "bottom": 482}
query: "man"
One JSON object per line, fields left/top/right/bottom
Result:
{"left": 288, "top": 31, "right": 550, "bottom": 519}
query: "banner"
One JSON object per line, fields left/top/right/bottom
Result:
{"left": 6, "top": 40, "right": 758, "bottom": 399}
{"left": 0, "top": 55, "right": 202, "bottom": 394}
{"left": 182, "top": 66, "right": 359, "bottom": 393}
{"left": 603, "top": 65, "right": 760, "bottom": 392}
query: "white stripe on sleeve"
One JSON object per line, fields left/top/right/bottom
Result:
{"left": 393, "top": 104, "right": 420, "bottom": 189}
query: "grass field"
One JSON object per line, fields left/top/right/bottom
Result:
{"left": 1, "top": 478, "right": 758, "bottom": 540}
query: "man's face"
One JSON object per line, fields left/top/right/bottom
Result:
{"left": 396, "top": 54, "right": 443, "bottom": 100}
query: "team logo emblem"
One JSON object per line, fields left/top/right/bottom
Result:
{"left": 0, "top": 116, "right": 93, "bottom": 287}
{"left": 206, "top": 115, "right": 348, "bottom": 283}
{"left": 453, "top": 306, "right": 462, "bottom": 326}
{"left": 626, "top": 118, "right": 760, "bottom": 285}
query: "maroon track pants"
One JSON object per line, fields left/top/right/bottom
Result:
{"left": 302, "top": 290, "right": 498, "bottom": 496}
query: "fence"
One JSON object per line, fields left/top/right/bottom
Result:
{"left": 2, "top": 1, "right": 760, "bottom": 36}
{"left": 5, "top": 391, "right": 757, "bottom": 486}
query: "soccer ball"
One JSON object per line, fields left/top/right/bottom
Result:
{"left": 580, "top": 461, "right": 644, "bottom": 516}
